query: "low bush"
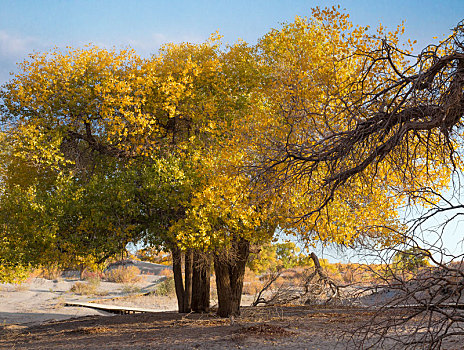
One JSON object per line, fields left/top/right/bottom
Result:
{"left": 159, "top": 268, "right": 173, "bottom": 278}
{"left": 120, "top": 284, "right": 142, "bottom": 294}
{"left": 105, "top": 266, "right": 141, "bottom": 283}
{"left": 242, "top": 280, "right": 264, "bottom": 295}
{"left": 155, "top": 277, "right": 175, "bottom": 296}
{"left": 0, "top": 264, "right": 31, "bottom": 284}
{"left": 41, "top": 265, "right": 63, "bottom": 280}
{"left": 85, "top": 276, "right": 102, "bottom": 286}
{"left": 82, "top": 269, "right": 103, "bottom": 281}
{"left": 70, "top": 281, "right": 98, "bottom": 295}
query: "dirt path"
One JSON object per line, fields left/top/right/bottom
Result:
{"left": 2, "top": 278, "right": 463, "bottom": 349}
{"left": 0, "top": 306, "right": 391, "bottom": 350}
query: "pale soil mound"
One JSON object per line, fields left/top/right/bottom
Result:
{"left": 0, "top": 276, "right": 167, "bottom": 326}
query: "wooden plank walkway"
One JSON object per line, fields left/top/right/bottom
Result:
{"left": 64, "top": 301, "right": 159, "bottom": 315}
{"left": 383, "top": 303, "right": 464, "bottom": 310}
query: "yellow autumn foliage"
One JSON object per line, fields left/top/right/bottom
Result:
{"left": 1, "top": 6, "right": 448, "bottom": 271}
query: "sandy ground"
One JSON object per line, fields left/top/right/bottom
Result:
{"left": 0, "top": 275, "right": 171, "bottom": 326}
{"left": 0, "top": 275, "right": 255, "bottom": 326}
{"left": 3, "top": 305, "right": 462, "bottom": 350}
{"left": 1, "top": 276, "right": 463, "bottom": 349}
{"left": 0, "top": 305, "right": 387, "bottom": 350}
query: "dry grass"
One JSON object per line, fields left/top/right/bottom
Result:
{"left": 155, "top": 277, "right": 175, "bottom": 296}
{"left": 73, "top": 326, "right": 113, "bottom": 334}
{"left": 243, "top": 268, "right": 263, "bottom": 294}
{"left": 13, "top": 283, "right": 30, "bottom": 292}
{"left": 238, "top": 323, "right": 294, "bottom": 337}
{"left": 51, "top": 296, "right": 66, "bottom": 309}
{"left": 159, "top": 268, "right": 173, "bottom": 278}
{"left": 69, "top": 279, "right": 106, "bottom": 296}
{"left": 105, "top": 266, "right": 141, "bottom": 283}
{"left": 40, "top": 265, "right": 63, "bottom": 280}
{"left": 70, "top": 282, "right": 97, "bottom": 295}
{"left": 120, "top": 284, "right": 142, "bottom": 294}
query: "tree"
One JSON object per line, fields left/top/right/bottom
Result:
{"left": 172, "top": 152, "right": 278, "bottom": 316}
{"left": 0, "top": 123, "right": 180, "bottom": 279}
{"left": 248, "top": 243, "right": 279, "bottom": 274}
{"left": 148, "top": 39, "right": 277, "bottom": 316}
{"left": 0, "top": 46, "right": 193, "bottom": 285}
{"left": 0, "top": 38, "right": 273, "bottom": 317}
{"left": 0, "top": 128, "right": 65, "bottom": 280}
{"left": 0, "top": 8, "right": 420, "bottom": 318}
{"left": 237, "top": 8, "right": 410, "bottom": 251}
{"left": 253, "top": 10, "right": 457, "bottom": 215}
{"left": 253, "top": 10, "right": 464, "bottom": 348}
{"left": 393, "top": 247, "right": 430, "bottom": 273}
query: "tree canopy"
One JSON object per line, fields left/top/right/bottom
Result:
{"left": 1, "top": 7, "right": 454, "bottom": 318}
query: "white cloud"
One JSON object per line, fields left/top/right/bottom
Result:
{"left": 67, "top": 32, "right": 198, "bottom": 59}
{"left": 0, "top": 30, "right": 47, "bottom": 83}
{"left": 122, "top": 32, "right": 205, "bottom": 57}
{"left": 0, "top": 30, "right": 206, "bottom": 83}
{"left": 0, "top": 30, "right": 43, "bottom": 58}
{"left": 125, "top": 33, "right": 168, "bottom": 51}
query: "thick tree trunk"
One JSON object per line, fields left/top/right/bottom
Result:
{"left": 171, "top": 246, "right": 185, "bottom": 312}
{"left": 214, "top": 237, "right": 250, "bottom": 317}
{"left": 172, "top": 246, "right": 211, "bottom": 313}
{"left": 191, "top": 251, "right": 211, "bottom": 313}
{"left": 183, "top": 249, "right": 193, "bottom": 312}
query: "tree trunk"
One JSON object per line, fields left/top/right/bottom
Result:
{"left": 214, "top": 237, "right": 250, "bottom": 317}
{"left": 172, "top": 246, "right": 211, "bottom": 314}
{"left": 171, "top": 246, "right": 185, "bottom": 312}
{"left": 183, "top": 249, "right": 193, "bottom": 312}
{"left": 191, "top": 251, "right": 211, "bottom": 313}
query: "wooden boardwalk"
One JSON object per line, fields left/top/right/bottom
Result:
{"left": 383, "top": 303, "right": 464, "bottom": 310}
{"left": 64, "top": 301, "right": 159, "bottom": 315}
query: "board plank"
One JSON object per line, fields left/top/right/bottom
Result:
{"left": 64, "top": 301, "right": 159, "bottom": 314}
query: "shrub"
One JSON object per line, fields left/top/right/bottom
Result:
{"left": 243, "top": 268, "right": 264, "bottom": 294}
{"left": 159, "top": 268, "right": 173, "bottom": 278}
{"left": 155, "top": 277, "right": 175, "bottom": 296}
{"left": 85, "top": 276, "right": 102, "bottom": 287}
{"left": 105, "top": 265, "right": 141, "bottom": 283}
{"left": 393, "top": 247, "right": 431, "bottom": 273}
{"left": 82, "top": 269, "right": 103, "bottom": 281}
{"left": 121, "top": 284, "right": 142, "bottom": 294}
{"left": 0, "top": 264, "right": 31, "bottom": 284}
{"left": 41, "top": 265, "right": 62, "bottom": 280}
{"left": 242, "top": 280, "right": 264, "bottom": 295}
{"left": 70, "top": 281, "right": 98, "bottom": 295}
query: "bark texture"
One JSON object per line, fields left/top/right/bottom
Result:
{"left": 172, "top": 246, "right": 211, "bottom": 313}
{"left": 214, "top": 237, "right": 250, "bottom": 317}
{"left": 191, "top": 251, "right": 211, "bottom": 313}
{"left": 183, "top": 249, "right": 193, "bottom": 312}
{"left": 172, "top": 246, "right": 185, "bottom": 312}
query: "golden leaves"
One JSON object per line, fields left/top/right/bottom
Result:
{"left": 2, "top": 7, "right": 439, "bottom": 255}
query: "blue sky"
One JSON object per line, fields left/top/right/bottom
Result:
{"left": 1, "top": 0, "right": 464, "bottom": 83}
